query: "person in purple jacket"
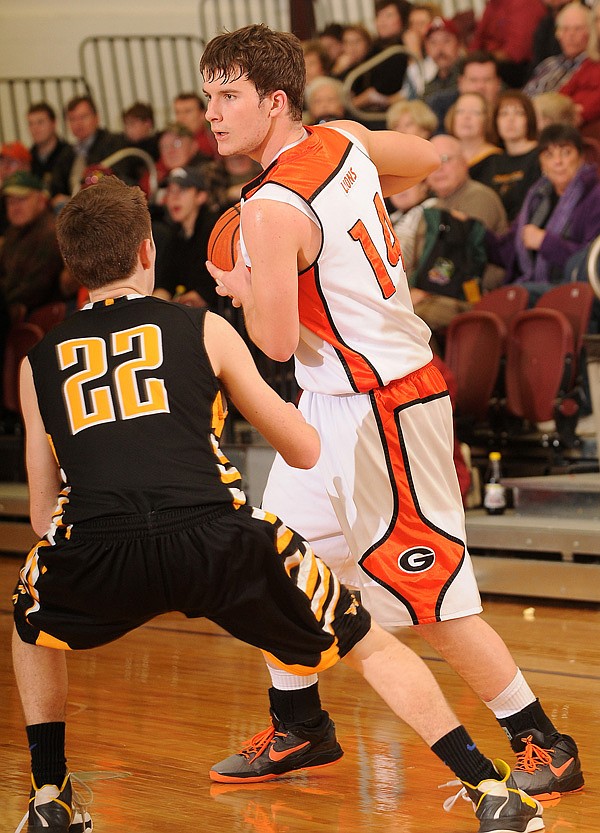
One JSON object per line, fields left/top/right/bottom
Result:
{"left": 486, "top": 123, "right": 600, "bottom": 303}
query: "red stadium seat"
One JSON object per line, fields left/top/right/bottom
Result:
{"left": 2, "top": 322, "right": 45, "bottom": 415}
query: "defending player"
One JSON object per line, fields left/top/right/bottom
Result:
{"left": 202, "top": 24, "right": 582, "bottom": 801}
{"left": 12, "top": 177, "right": 542, "bottom": 832}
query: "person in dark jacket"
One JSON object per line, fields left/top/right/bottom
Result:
{"left": 50, "top": 95, "right": 130, "bottom": 207}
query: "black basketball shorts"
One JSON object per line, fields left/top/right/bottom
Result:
{"left": 13, "top": 503, "right": 371, "bottom": 674}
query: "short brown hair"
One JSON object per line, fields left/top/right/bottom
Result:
{"left": 56, "top": 177, "right": 151, "bottom": 289}
{"left": 200, "top": 24, "right": 305, "bottom": 122}
{"left": 493, "top": 90, "right": 538, "bottom": 144}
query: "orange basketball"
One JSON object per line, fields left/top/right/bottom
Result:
{"left": 207, "top": 203, "right": 241, "bottom": 272}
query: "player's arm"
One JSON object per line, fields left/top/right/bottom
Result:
{"left": 19, "top": 358, "right": 61, "bottom": 537}
{"left": 204, "top": 312, "right": 319, "bottom": 469}
{"left": 324, "top": 120, "right": 441, "bottom": 196}
{"left": 208, "top": 198, "right": 312, "bottom": 362}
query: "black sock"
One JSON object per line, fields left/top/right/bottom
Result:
{"left": 26, "top": 722, "right": 67, "bottom": 788}
{"left": 431, "top": 726, "right": 497, "bottom": 785}
{"left": 268, "top": 683, "right": 323, "bottom": 727}
{"left": 497, "top": 699, "right": 559, "bottom": 751}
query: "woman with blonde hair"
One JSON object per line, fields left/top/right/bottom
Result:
{"left": 532, "top": 91, "right": 578, "bottom": 133}
{"left": 386, "top": 98, "right": 438, "bottom": 138}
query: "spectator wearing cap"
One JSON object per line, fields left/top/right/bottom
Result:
{"left": 0, "top": 141, "right": 32, "bottom": 236}
{"left": 0, "top": 171, "right": 64, "bottom": 326}
{"left": 152, "top": 166, "right": 221, "bottom": 310}
{"left": 419, "top": 17, "right": 463, "bottom": 115}
{"left": 0, "top": 141, "right": 32, "bottom": 186}
{"left": 50, "top": 95, "right": 129, "bottom": 207}
{"left": 173, "top": 92, "right": 219, "bottom": 161}
{"left": 27, "top": 102, "right": 71, "bottom": 191}
{"left": 469, "top": 0, "right": 547, "bottom": 88}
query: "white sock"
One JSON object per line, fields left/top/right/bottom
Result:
{"left": 266, "top": 664, "right": 318, "bottom": 691}
{"left": 484, "top": 669, "right": 536, "bottom": 719}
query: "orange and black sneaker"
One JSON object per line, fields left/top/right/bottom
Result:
{"left": 511, "top": 730, "right": 584, "bottom": 800}
{"left": 209, "top": 710, "right": 343, "bottom": 783}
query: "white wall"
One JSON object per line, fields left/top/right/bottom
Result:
{"left": 0, "top": 1, "right": 200, "bottom": 78}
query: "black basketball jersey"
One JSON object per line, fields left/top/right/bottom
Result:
{"left": 28, "top": 295, "right": 244, "bottom": 526}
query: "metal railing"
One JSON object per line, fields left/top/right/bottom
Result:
{"left": 0, "top": 76, "right": 90, "bottom": 145}
{"left": 342, "top": 45, "right": 421, "bottom": 124}
{"left": 79, "top": 34, "right": 205, "bottom": 133}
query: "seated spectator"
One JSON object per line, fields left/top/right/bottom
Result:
{"left": 152, "top": 166, "right": 220, "bottom": 310}
{"left": 445, "top": 92, "right": 502, "bottom": 173}
{"left": 414, "top": 134, "right": 508, "bottom": 291}
{"left": 318, "top": 23, "right": 346, "bottom": 75}
{"left": 523, "top": 2, "right": 591, "bottom": 97}
{"left": 386, "top": 98, "right": 438, "bottom": 138}
{"left": 404, "top": 3, "right": 439, "bottom": 60}
{"left": 388, "top": 179, "right": 436, "bottom": 275}
{"left": 50, "top": 95, "right": 129, "bottom": 206}
{"left": 408, "top": 134, "right": 508, "bottom": 350}
{"left": 532, "top": 90, "right": 578, "bottom": 131}
{"left": 122, "top": 101, "right": 159, "bottom": 160}
{"left": 475, "top": 90, "right": 541, "bottom": 221}
{"left": 27, "top": 102, "right": 71, "bottom": 192}
{"left": 528, "top": 0, "right": 571, "bottom": 77}
{"left": 469, "top": 0, "right": 547, "bottom": 87}
{"left": 486, "top": 124, "right": 600, "bottom": 302}
{"left": 427, "top": 50, "right": 502, "bottom": 129}
{"left": 0, "top": 172, "right": 64, "bottom": 325}
{"left": 420, "top": 16, "right": 463, "bottom": 107}
{"left": 302, "top": 39, "right": 334, "bottom": 85}
{"left": 148, "top": 122, "right": 219, "bottom": 209}
{"left": 559, "top": 2, "right": 600, "bottom": 130}
{"left": 398, "top": 3, "right": 439, "bottom": 98}
{"left": 347, "top": 0, "right": 411, "bottom": 113}
{"left": 0, "top": 141, "right": 32, "bottom": 236}
{"left": 333, "top": 24, "right": 373, "bottom": 82}
{"left": 173, "top": 91, "right": 219, "bottom": 161}
{"left": 305, "top": 77, "right": 348, "bottom": 124}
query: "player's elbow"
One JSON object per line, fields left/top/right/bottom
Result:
{"left": 283, "top": 428, "right": 321, "bottom": 470}
{"left": 256, "top": 332, "right": 298, "bottom": 363}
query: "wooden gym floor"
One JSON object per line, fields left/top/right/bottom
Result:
{"left": 1, "top": 552, "right": 598, "bottom": 833}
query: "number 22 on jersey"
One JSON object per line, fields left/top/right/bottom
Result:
{"left": 57, "top": 324, "right": 169, "bottom": 435}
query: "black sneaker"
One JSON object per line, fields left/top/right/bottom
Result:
{"left": 17, "top": 773, "right": 93, "bottom": 833}
{"left": 445, "top": 759, "right": 544, "bottom": 833}
{"left": 511, "top": 730, "right": 584, "bottom": 800}
{"left": 209, "top": 710, "right": 343, "bottom": 783}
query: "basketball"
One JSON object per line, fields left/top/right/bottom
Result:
{"left": 207, "top": 203, "right": 241, "bottom": 272}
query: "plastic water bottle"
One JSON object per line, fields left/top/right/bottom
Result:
{"left": 483, "top": 452, "right": 506, "bottom": 515}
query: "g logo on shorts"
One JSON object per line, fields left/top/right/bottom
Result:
{"left": 398, "top": 546, "right": 436, "bottom": 573}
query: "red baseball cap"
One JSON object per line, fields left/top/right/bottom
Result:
{"left": 424, "top": 16, "right": 460, "bottom": 41}
{"left": 0, "top": 141, "right": 32, "bottom": 165}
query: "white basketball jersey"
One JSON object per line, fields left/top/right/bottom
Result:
{"left": 241, "top": 125, "right": 432, "bottom": 395}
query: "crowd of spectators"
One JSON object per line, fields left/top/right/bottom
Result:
{"left": 1, "top": 0, "right": 600, "bottom": 427}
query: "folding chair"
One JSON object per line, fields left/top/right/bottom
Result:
{"left": 474, "top": 285, "right": 529, "bottom": 326}
{"left": 445, "top": 310, "right": 507, "bottom": 423}
{"left": 2, "top": 322, "right": 45, "bottom": 416}
{"left": 27, "top": 301, "right": 67, "bottom": 333}
{"left": 505, "top": 309, "right": 574, "bottom": 424}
